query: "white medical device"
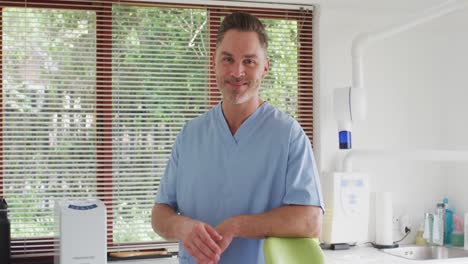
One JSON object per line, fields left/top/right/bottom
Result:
{"left": 321, "top": 172, "right": 369, "bottom": 245}
{"left": 334, "top": 0, "right": 468, "bottom": 149}
{"left": 55, "top": 199, "right": 107, "bottom": 264}
{"left": 329, "top": 0, "right": 468, "bottom": 247}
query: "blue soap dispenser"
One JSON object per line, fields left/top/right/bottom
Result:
{"left": 443, "top": 198, "right": 453, "bottom": 244}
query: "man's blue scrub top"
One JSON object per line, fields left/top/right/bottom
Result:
{"left": 156, "top": 102, "right": 324, "bottom": 264}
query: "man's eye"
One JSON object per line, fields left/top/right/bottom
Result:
{"left": 244, "top": 59, "right": 255, "bottom": 65}
{"left": 223, "top": 57, "right": 233, "bottom": 63}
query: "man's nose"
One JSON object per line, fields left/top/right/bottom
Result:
{"left": 230, "top": 62, "right": 245, "bottom": 78}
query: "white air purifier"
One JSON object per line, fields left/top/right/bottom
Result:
{"left": 321, "top": 172, "right": 369, "bottom": 245}
{"left": 55, "top": 199, "right": 107, "bottom": 264}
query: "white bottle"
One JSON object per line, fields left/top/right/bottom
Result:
{"left": 465, "top": 213, "right": 468, "bottom": 250}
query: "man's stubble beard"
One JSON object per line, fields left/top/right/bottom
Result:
{"left": 217, "top": 77, "right": 262, "bottom": 105}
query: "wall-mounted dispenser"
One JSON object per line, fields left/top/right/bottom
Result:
{"left": 321, "top": 172, "right": 369, "bottom": 247}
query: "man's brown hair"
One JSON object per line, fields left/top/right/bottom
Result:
{"left": 216, "top": 12, "right": 268, "bottom": 50}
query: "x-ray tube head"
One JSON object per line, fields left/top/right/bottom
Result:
{"left": 334, "top": 87, "right": 366, "bottom": 149}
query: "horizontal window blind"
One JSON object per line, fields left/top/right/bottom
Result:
{"left": 0, "top": 0, "right": 313, "bottom": 260}
{"left": 111, "top": 5, "right": 210, "bottom": 251}
{"left": 2, "top": 6, "right": 98, "bottom": 258}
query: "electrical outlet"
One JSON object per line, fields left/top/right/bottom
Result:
{"left": 393, "top": 214, "right": 412, "bottom": 235}
{"left": 393, "top": 216, "right": 400, "bottom": 230}
{"left": 400, "top": 214, "right": 411, "bottom": 235}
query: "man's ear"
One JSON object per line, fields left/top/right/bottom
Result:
{"left": 211, "top": 52, "right": 217, "bottom": 70}
{"left": 262, "top": 57, "right": 270, "bottom": 78}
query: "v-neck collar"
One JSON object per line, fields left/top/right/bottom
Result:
{"left": 215, "top": 101, "right": 269, "bottom": 145}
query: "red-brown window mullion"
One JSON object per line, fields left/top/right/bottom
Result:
{"left": 298, "top": 12, "right": 313, "bottom": 142}
{"left": 0, "top": 7, "right": 4, "bottom": 197}
{"left": 96, "top": 4, "right": 114, "bottom": 246}
{"left": 1, "top": 0, "right": 104, "bottom": 10}
{"left": 208, "top": 9, "right": 222, "bottom": 107}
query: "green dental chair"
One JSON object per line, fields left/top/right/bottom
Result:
{"left": 264, "top": 237, "right": 325, "bottom": 264}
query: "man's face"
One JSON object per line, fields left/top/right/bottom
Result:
{"left": 214, "top": 30, "right": 269, "bottom": 105}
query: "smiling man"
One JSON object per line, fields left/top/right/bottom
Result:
{"left": 152, "top": 12, "right": 324, "bottom": 264}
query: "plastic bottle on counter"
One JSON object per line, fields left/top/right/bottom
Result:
{"left": 433, "top": 203, "right": 445, "bottom": 246}
{"left": 0, "top": 198, "right": 11, "bottom": 264}
{"left": 443, "top": 198, "right": 453, "bottom": 244}
{"left": 450, "top": 214, "right": 464, "bottom": 247}
{"left": 465, "top": 213, "right": 468, "bottom": 250}
{"left": 415, "top": 222, "right": 428, "bottom": 246}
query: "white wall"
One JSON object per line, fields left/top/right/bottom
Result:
{"left": 440, "top": 9, "right": 468, "bottom": 218}
{"left": 314, "top": 3, "right": 468, "bottom": 243}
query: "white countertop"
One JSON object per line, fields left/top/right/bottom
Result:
{"left": 324, "top": 246, "right": 468, "bottom": 264}
{"left": 109, "top": 246, "right": 468, "bottom": 264}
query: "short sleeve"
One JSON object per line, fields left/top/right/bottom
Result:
{"left": 155, "top": 127, "right": 184, "bottom": 212}
{"left": 283, "top": 121, "right": 324, "bottom": 212}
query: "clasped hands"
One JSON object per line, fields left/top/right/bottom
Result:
{"left": 182, "top": 217, "right": 238, "bottom": 264}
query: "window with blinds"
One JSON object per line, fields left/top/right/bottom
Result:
{"left": 0, "top": 0, "right": 313, "bottom": 261}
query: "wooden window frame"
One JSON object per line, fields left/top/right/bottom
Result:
{"left": 0, "top": 1, "right": 313, "bottom": 263}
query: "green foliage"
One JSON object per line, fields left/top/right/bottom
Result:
{"left": 111, "top": 6, "right": 210, "bottom": 242}
{"left": 3, "top": 7, "right": 97, "bottom": 238}
{"left": 3, "top": 5, "right": 301, "bottom": 244}
{"left": 262, "top": 19, "right": 299, "bottom": 117}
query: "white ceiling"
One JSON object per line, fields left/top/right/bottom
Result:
{"left": 311, "top": 0, "right": 445, "bottom": 10}
{"left": 249, "top": 0, "right": 450, "bottom": 12}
